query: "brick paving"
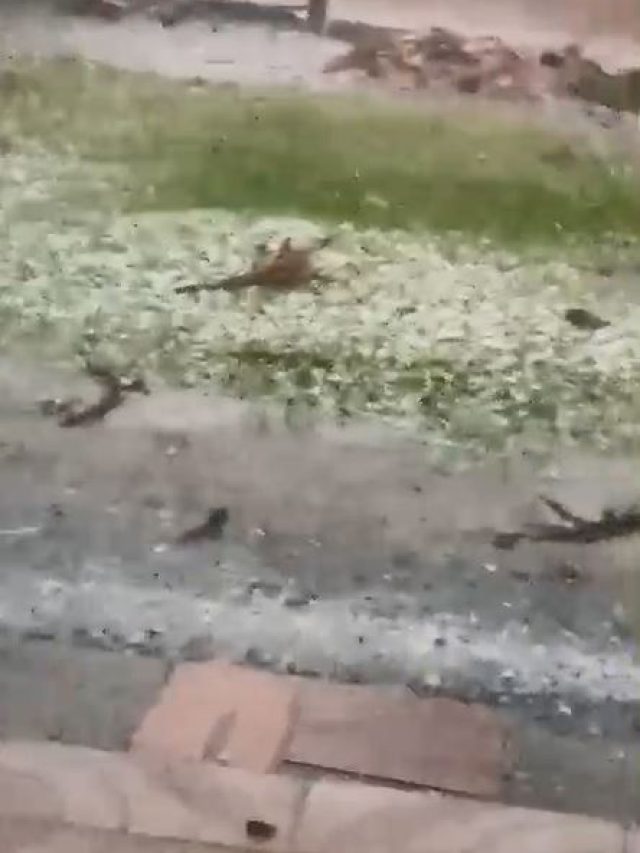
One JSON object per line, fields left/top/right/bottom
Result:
{"left": 132, "top": 662, "right": 296, "bottom": 771}
{"left": 285, "top": 679, "right": 506, "bottom": 797}
{"left": 0, "top": 659, "right": 636, "bottom": 851}
{"left": 132, "top": 661, "right": 510, "bottom": 798}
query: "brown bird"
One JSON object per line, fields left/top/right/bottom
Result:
{"left": 175, "top": 236, "right": 332, "bottom": 296}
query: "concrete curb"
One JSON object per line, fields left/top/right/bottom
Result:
{"left": 0, "top": 740, "right": 634, "bottom": 853}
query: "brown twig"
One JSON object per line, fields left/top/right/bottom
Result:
{"left": 537, "top": 495, "right": 585, "bottom": 526}
{"left": 42, "top": 363, "right": 149, "bottom": 428}
{"left": 493, "top": 495, "right": 640, "bottom": 549}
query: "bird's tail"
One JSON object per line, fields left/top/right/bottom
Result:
{"left": 175, "top": 271, "right": 258, "bottom": 295}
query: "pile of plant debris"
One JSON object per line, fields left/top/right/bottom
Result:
{"left": 325, "top": 27, "right": 640, "bottom": 114}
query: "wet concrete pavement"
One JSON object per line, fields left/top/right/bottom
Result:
{"left": 0, "top": 358, "right": 639, "bottom": 821}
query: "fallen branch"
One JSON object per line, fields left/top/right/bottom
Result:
{"left": 492, "top": 494, "right": 640, "bottom": 549}
{"left": 40, "top": 363, "right": 149, "bottom": 428}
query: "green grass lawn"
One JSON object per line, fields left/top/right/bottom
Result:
{"left": 2, "top": 57, "right": 640, "bottom": 246}
{"left": 2, "top": 57, "right": 640, "bottom": 462}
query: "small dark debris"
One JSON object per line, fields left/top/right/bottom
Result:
{"left": 509, "top": 568, "right": 532, "bottom": 583}
{"left": 554, "top": 562, "right": 584, "bottom": 584}
{"left": 247, "top": 579, "right": 283, "bottom": 598}
{"left": 244, "top": 646, "right": 273, "bottom": 668}
{"left": 23, "top": 627, "right": 57, "bottom": 642}
{"left": 434, "top": 636, "right": 447, "bottom": 647}
{"left": 159, "top": 10, "right": 180, "bottom": 26}
{"left": 284, "top": 662, "right": 320, "bottom": 678}
{"left": 58, "top": 384, "right": 122, "bottom": 425}
{"left": 342, "top": 667, "right": 364, "bottom": 684}
{"left": 396, "top": 305, "right": 418, "bottom": 317}
{"left": 72, "top": 625, "right": 125, "bottom": 651}
{"left": 129, "top": 628, "right": 166, "bottom": 657}
{"left": 283, "top": 591, "right": 317, "bottom": 608}
{"left": 564, "top": 307, "right": 610, "bottom": 331}
{"left": 539, "top": 50, "right": 564, "bottom": 68}
{"left": 46, "top": 726, "right": 64, "bottom": 743}
{"left": 175, "top": 507, "right": 229, "bottom": 544}
{"left": 48, "top": 503, "right": 65, "bottom": 519}
{"left": 493, "top": 531, "right": 524, "bottom": 550}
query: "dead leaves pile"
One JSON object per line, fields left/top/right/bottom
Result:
{"left": 324, "top": 25, "right": 640, "bottom": 114}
